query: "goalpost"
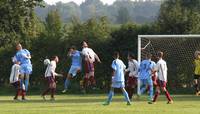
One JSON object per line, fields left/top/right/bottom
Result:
{"left": 137, "top": 35, "right": 200, "bottom": 94}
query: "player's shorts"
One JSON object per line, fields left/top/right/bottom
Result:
{"left": 194, "top": 74, "right": 200, "bottom": 79}
{"left": 68, "top": 66, "right": 81, "bottom": 77}
{"left": 45, "top": 76, "right": 55, "bottom": 85}
{"left": 20, "top": 64, "right": 32, "bottom": 74}
{"left": 126, "top": 76, "right": 137, "bottom": 88}
{"left": 157, "top": 80, "right": 167, "bottom": 88}
{"left": 140, "top": 78, "right": 153, "bottom": 86}
{"left": 84, "top": 61, "right": 94, "bottom": 73}
{"left": 112, "top": 81, "right": 125, "bottom": 88}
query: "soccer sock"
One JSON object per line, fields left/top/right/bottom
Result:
{"left": 51, "top": 88, "right": 55, "bottom": 98}
{"left": 89, "top": 76, "right": 96, "bottom": 87}
{"left": 64, "top": 79, "right": 70, "bottom": 90}
{"left": 165, "top": 90, "right": 172, "bottom": 101}
{"left": 194, "top": 84, "right": 199, "bottom": 92}
{"left": 122, "top": 88, "right": 130, "bottom": 102}
{"left": 127, "top": 87, "right": 133, "bottom": 99}
{"left": 42, "top": 88, "right": 50, "bottom": 96}
{"left": 21, "top": 89, "right": 26, "bottom": 99}
{"left": 149, "top": 85, "right": 154, "bottom": 100}
{"left": 153, "top": 91, "right": 159, "bottom": 102}
{"left": 24, "top": 79, "right": 29, "bottom": 91}
{"left": 107, "top": 90, "right": 114, "bottom": 103}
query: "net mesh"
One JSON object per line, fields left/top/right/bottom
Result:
{"left": 140, "top": 37, "right": 200, "bottom": 89}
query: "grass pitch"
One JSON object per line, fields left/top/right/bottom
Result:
{"left": 0, "top": 94, "right": 200, "bottom": 114}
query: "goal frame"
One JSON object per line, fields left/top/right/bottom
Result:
{"left": 137, "top": 34, "right": 200, "bottom": 94}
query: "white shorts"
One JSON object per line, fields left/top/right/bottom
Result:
{"left": 111, "top": 81, "right": 125, "bottom": 88}
{"left": 68, "top": 66, "right": 81, "bottom": 77}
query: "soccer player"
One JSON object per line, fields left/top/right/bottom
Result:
{"left": 42, "top": 56, "right": 60, "bottom": 101}
{"left": 193, "top": 51, "right": 200, "bottom": 96}
{"left": 149, "top": 51, "right": 173, "bottom": 104}
{"left": 10, "top": 56, "right": 26, "bottom": 100}
{"left": 103, "top": 51, "right": 131, "bottom": 105}
{"left": 62, "top": 46, "right": 82, "bottom": 93}
{"left": 15, "top": 43, "right": 32, "bottom": 92}
{"left": 125, "top": 53, "right": 139, "bottom": 100}
{"left": 138, "top": 53, "right": 154, "bottom": 101}
{"left": 81, "top": 41, "right": 101, "bottom": 90}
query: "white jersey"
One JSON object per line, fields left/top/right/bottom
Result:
{"left": 126, "top": 59, "right": 139, "bottom": 77}
{"left": 82, "top": 47, "right": 96, "bottom": 63}
{"left": 10, "top": 64, "right": 20, "bottom": 83}
{"left": 45, "top": 61, "right": 58, "bottom": 77}
{"left": 155, "top": 59, "right": 168, "bottom": 82}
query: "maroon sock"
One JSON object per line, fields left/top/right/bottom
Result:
{"left": 165, "top": 90, "right": 172, "bottom": 101}
{"left": 42, "top": 88, "right": 50, "bottom": 96}
{"left": 153, "top": 91, "right": 159, "bottom": 102}
{"left": 89, "top": 76, "right": 96, "bottom": 86}
{"left": 22, "top": 90, "right": 26, "bottom": 99}
{"left": 51, "top": 88, "right": 55, "bottom": 98}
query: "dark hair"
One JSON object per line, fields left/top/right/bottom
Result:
{"left": 113, "top": 51, "right": 119, "bottom": 58}
{"left": 146, "top": 53, "right": 152, "bottom": 59}
{"left": 70, "top": 45, "right": 76, "bottom": 50}
{"left": 128, "top": 52, "right": 135, "bottom": 59}
{"left": 51, "top": 56, "right": 58, "bottom": 60}
{"left": 157, "top": 51, "right": 163, "bottom": 58}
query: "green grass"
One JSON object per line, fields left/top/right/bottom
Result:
{"left": 0, "top": 94, "right": 200, "bottom": 114}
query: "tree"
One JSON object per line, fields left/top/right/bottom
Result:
{"left": 116, "top": 7, "right": 131, "bottom": 24}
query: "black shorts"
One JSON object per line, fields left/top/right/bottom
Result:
{"left": 194, "top": 74, "right": 200, "bottom": 79}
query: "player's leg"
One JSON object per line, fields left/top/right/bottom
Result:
{"left": 83, "top": 61, "right": 90, "bottom": 89}
{"left": 121, "top": 87, "right": 131, "bottom": 105}
{"left": 194, "top": 75, "right": 200, "bottom": 95}
{"left": 41, "top": 77, "right": 51, "bottom": 100}
{"left": 13, "top": 81, "right": 20, "bottom": 100}
{"left": 24, "top": 74, "right": 29, "bottom": 91}
{"left": 63, "top": 73, "right": 72, "bottom": 93}
{"left": 103, "top": 87, "right": 114, "bottom": 105}
{"left": 149, "top": 80, "right": 160, "bottom": 104}
{"left": 50, "top": 77, "right": 56, "bottom": 100}
{"left": 126, "top": 77, "right": 134, "bottom": 100}
{"left": 148, "top": 78, "right": 154, "bottom": 101}
{"left": 140, "top": 79, "right": 147, "bottom": 95}
{"left": 88, "top": 63, "right": 96, "bottom": 88}
{"left": 160, "top": 81, "right": 173, "bottom": 104}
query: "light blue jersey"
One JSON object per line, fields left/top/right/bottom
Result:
{"left": 111, "top": 59, "right": 126, "bottom": 82}
{"left": 139, "top": 59, "right": 154, "bottom": 80}
{"left": 15, "top": 49, "right": 32, "bottom": 74}
{"left": 71, "top": 51, "right": 82, "bottom": 67}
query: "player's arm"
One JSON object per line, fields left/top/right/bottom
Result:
{"left": 94, "top": 53, "right": 101, "bottom": 63}
{"left": 24, "top": 49, "right": 31, "bottom": 59}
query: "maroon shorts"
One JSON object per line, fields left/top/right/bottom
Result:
{"left": 46, "top": 76, "right": 55, "bottom": 85}
{"left": 12, "top": 81, "right": 20, "bottom": 89}
{"left": 126, "top": 76, "right": 137, "bottom": 87}
{"left": 84, "top": 61, "right": 94, "bottom": 73}
{"left": 157, "top": 80, "right": 167, "bottom": 88}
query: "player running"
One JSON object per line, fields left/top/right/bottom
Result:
{"left": 81, "top": 41, "right": 101, "bottom": 90}
{"left": 125, "top": 53, "right": 139, "bottom": 100}
{"left": 103, "top": 51, "right": 131, "bottom": 105}
{"left": 10, "top": 56, "right": 26, "bottom": 101}
{"left": 193, "top": 50, "right": 200, "bottom": 96}
{"left": 42, "top": 56, "right": 61, "bottom": 101}
{"left": 138, "top": 53, "right": 154, "bottom": 102}
{"left": 62, "top": 46, "right": 82, "bottom": 93}
{"left": 15, "top": 43, "right": 32, "bottom": 92}
{"left": 149, "top": 51, "right": 173, "bottom": 104}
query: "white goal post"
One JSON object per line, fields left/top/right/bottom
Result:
{"left": 137, "top": 35, "right": 200, "bottom": 94}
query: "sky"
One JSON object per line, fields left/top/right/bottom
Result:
{"left": 43, "top": 0, "right": 139, "bottom": 5}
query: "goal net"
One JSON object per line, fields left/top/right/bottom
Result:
{"left": 137, "top": 35, "right": 200, "bottom": 94}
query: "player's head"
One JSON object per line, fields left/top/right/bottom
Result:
{"left": 51, "top": 56, "right": 59, "bottom": 63}
{"left": 128, "top": 52, "right": 135, "bottom": 60}
{"left": 16, "top": 43, "right": 22, "bottom": 51}
{"left": 157, "top": 51, "right": 164, "bottom": 58}
{"left": 82, "top": 41, "right": 88, "bottom": 48}
{"left": 146, "top": 53, "right": 152, "bottom": 59}
{"left": 194, "top": 50, "right": 200, "bottom": 59}
{"left": 113, "top": 51, "right": 119, "bottom": 59}
{"left": 69, "top": 45, "right": 77, "bottom": 53}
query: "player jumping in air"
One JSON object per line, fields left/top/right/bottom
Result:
{"left": 62, "top": 46, "right": 82, "bottom": 93}
{"left": 15, "top": 43, "right": 32, "bottom": 92}
{"left": 103, "top": 51, "right": 131, "bottom": 105}
{"left": 138, "top": 53, "right": 154, "bottom": 102}
{"left": 125, "top": 53, "right": 139, "bottom": 100}
{"left": 42, "top": 56, "right": 61, "bottom": 101}
{"left": 10, "top": 56, "right": 26, "bottom": 100}
{"left": 81, "top": 41, "right": 101, "bottom": 90}
{"left": 149, "top": 51, "right": 173, "bottom": 104}
{"left": 193, "top": 51, "right": 200, "bottom": 96}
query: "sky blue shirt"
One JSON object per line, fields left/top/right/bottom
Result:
{"left": 139, "top": 59, "right": 154, "bottom": 80}
{"left": 71, "top": 51, "right": 82, "bottom": 67}
{"left": 111, "top": 59, "right": 126, "bottom": 82}
{"left": 15, "top": 49, "right": 31, "bottom": 65}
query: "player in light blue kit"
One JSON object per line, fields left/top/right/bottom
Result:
{"left": 62, "top": 46, "right": 82, "bottom": 93}
{"left": 138, "top": 53, "right": 154, "bottom": 101}
{"left": 103, "top": 51, "right": 131, "bottom": 105}
{"left": 15, "top": 43, "right": 32, "bottom": 92}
